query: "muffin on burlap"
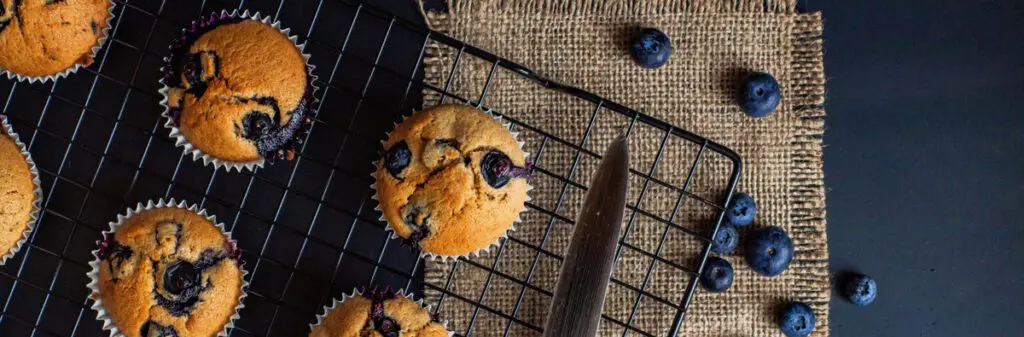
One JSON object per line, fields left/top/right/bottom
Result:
{"left": 0, "top": 0, "right": 112, "bottom": 80}
{"left": 88, "top": 200, "right": 246, "bottom": 337}
{"left": 161, "top": 11, "right": 315, "bottom": 170}
{"left": 373, "top": 104, "right": 531, "bottom": 259}
{"left": 310, "top": 288, "right": 450, "bottom": 337}
{"left": 0, "top": 116, "right": 40, "bottom": 265}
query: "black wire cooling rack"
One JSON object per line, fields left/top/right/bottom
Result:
{"left": 0, "top": 0, "right": 741, "bottom": 336}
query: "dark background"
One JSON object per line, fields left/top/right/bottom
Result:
{"left": 806, "top": 0, "right": 1024, "bottom": 336}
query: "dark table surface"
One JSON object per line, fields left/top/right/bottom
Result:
{"left": 808, "top": 0, "right": 1024, "bottom": 336}
{"left": 388, "top": 0, "right": 1024, "bottom": 336}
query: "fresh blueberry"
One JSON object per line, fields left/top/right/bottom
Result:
{"left": 384, "top": 141, "right": 412, "bottom": 178}
{"left": 726, "top": 192, "right": 757, "bottom": 227}
{"left": 738, "top": 72, "right": 782, "bottom": 117}
{"left": 778, "top": 302, "right": 816, "bottom": 337}
{"left": 844, "top": 274, "right": 877, "bottom": 306}
{"left": 163, "top": 261, "right": 199, "bottom": 295}
{"left": 745, "top": 226, "right": 794, "bottom": 276}
{"left": 699, "top": 257, "right": 733, "bottom": 292}
{"left": 629, "top": 28, "right": 672, "bottom": 69}
{"left": 710, "top": 225, "right": 739, "bottom": 254}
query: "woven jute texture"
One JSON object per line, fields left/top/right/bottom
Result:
{"left": 418, "top": 1, "right": 827, "bottom": 336}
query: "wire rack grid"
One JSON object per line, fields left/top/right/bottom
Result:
{"left": 0, "top": 0, "right": 741, "bottom": 336}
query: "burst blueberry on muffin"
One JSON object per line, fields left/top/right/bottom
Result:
{"left": 161, "top": 11, "right": 314, "bottom": 168}
{"left": 0, "top": 0, "right": 111, "bottom": 79}
{"left": 0, "top": 117, "right": 39, "bottom": 264}
{"left": 89, "top": 202, "right": 245, "bottom": 337}
{"left": 373, "top": 104, "right": 531, "bottom": 259}
{"left": 310, "top": 288, "right": 450, "bottom": 337}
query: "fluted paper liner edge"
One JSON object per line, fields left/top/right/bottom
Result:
{"left": 0, "top": 116, "right": 43, "bottom": 266}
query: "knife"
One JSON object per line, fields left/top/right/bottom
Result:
{"left": 542, "top": 132, "right": 630, "bottom": 337}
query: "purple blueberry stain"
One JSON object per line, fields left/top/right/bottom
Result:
{"left": 97, "top": 235, "right": 133, "bottom": 281}
{"left": 377, "top": 318, "right": 399, "bottom": 337}
{"left": 364, "top": 287, "right": 402, "bottom": 337}
{"left": 140, "top": 321, "right": 179, "bottom": 337}
{"left": 0, "top": 1, "right": 11, "bottom": 33}
{"left": 481, "top": 151, "right": 532, "bottom": 188}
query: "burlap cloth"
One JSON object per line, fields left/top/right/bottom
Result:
{"left": 417, "top": 1, "right": 827, "bottom": 336}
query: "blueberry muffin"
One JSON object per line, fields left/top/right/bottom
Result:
{"left": 0, "top": 119, "right": 38, "bottom": 264}
{"left": 374, "top": 104, "right": 530, "bottom": 258}
{"left": 310, "top": 288, "right": 450, "bottom": 337}
{"left": 0, "top": 0, "right": 111, "bottom": 79}
{"left": 162, "top": 12, "right": 314, "bottom": 167}
{"left": 89, "top": 203, "right": 245, "bottom": 337}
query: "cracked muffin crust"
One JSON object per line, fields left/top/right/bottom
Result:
{"left": 0, "top": 0, "right": 111, "bottom": 78}
{"left": 162, "top": 13, "right": 314, "bottom": 165}
{"left": 92, "top": 206, "right": 244, "bottom": 337}
{"left": 374, "top": 104, "right": 530, "bottom": 258}
{"left": 310, "top": 288, "right": 449, "bottom": 337}
{"left": 0, "top": 122, "right": 35, "bottom": 263}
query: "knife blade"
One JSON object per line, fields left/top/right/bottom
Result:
{"left": 542, "top": 132, "right": 630, "bottom": 337}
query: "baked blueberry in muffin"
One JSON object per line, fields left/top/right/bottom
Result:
{"left": 161, "top": 11, "right": 315, "bottom": 167}
{"left": 0, "top": 0, "right": 111, "bottom": 79}
{"left": 89, "top": 203, "right": 245, "bottom": 337}
{"left": 373, "top": 104, "right": 531, "bottom": 259}
{"left": 310, "top": 287, "right": 450, "bottom": 337}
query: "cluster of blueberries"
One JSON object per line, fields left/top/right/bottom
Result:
{"left": 630, "top": 28, "right": 876, "bottom": 336}
{"left": 701, "top": 192, "right": 878, "bottom": 336}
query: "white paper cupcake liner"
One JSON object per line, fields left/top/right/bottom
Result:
{"left": 0, "top": 116, "right": 43, "bottom": 266}
{"left": 0, "top": 0, "right": 116, "bottom": 83}
{"left": 86, "top": 198, "right": 249, "bottom": 337}
{"left": 310, "top": 287, "right": 454, "bottom": 337}
{"left": 369, "top": 103, "right": 533, "bottom": 262}
{"left": 158, "top": 10, "right": 320, "bottom": 172}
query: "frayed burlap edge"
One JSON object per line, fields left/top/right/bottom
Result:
{"left": 419, "top": 0, "right": 797, "bottom": 24}
{"left": 785, "top": 10, "right": 829, "bottom": 329}
{"left": 417, "top": 0, "right": 828, "bottom": 334}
